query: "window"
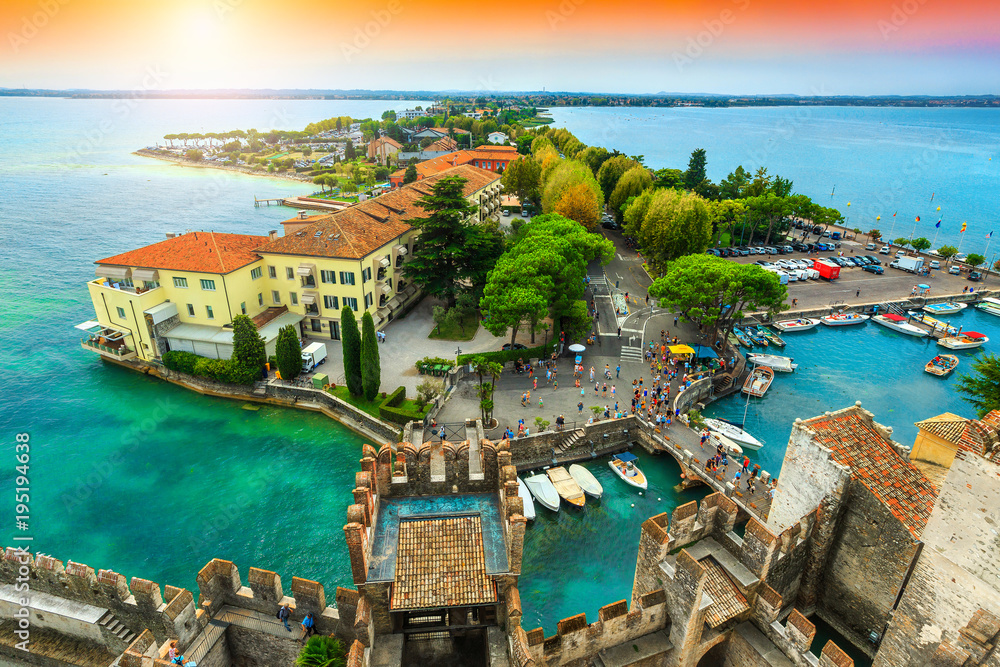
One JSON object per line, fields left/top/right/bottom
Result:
{"left": 321, "top": 270, "right": 336, "bottom": 284}
{"left": 116, "top": 306, "right": 126, "bottom": 319}
{"left": 240, "top": 302, "right": 247, "bottom": 315}
{"left": 173, "top": 277, "right": 188, "bottom": 288}
{"left": 324, "top": 295, "right": 339, "bottom": 310}
{"left": 344, "top": 297, "right": 358, "bottom": 311}
{"left": 272, "top": 290, "right": 281, "bottom": 304}
{"left": 329, "top": 321, "right": 340, "bottom": 340}
{"left": 200, "top": 279, "right": 216, "bottom": 291}
{"left": 290, "top": 292, "right": 298, "bottom": 306}
{"left": 361, "top": 267, "right": 372, "bottom": 283}
{"left": 364, "top": 292, "right": 373, "bottom": 308}
{"left": 286, "top": 267, "right": 294, "bottom": 280}
{"left": 250, "top": 267, "right": 263, "bottom": 280}
{"left": 257, "top": 293, "right": 263, "bottom": 307}
{"left": 339, "top": 271, "right": 356, "bottom": 285}
{"left": 187, "top": 304, "right": 195, "bottom": 316}
{"left": 206, "top": 305, "right": 214, "bottom": 319}
{"left": 143, "top": 280, "right": 159, "bottom": 290}
{"left": 311, "top": 319, "right": 322, "bottom": 332}
{"left": 268, "top": 266, "right": 276, "bottom": 279}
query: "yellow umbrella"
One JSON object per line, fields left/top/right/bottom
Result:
{"left": 669, "top": 345, "right": 695, "bottom": 354}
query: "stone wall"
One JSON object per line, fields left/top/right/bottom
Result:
{"left": 506, "top": 416, "right": 639, "bottom": 469}
{"left": 673, "top": 377, "right": 714, "bottom": 417}
{"left": 224, "top": 624, "right": 301, "bottom": 667}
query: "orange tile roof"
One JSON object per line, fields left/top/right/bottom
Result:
{"left": 700, "top": 557, "right": 749, "bottom": 628}
{"left": 390, "top": 150, "right": 475, "bottom": 181}
{"left": 96, "top": 232, "right": 268, "bottom": 274}
{"left": 425, "top": 137, "right": 458, "bottom": 152}
{"left": 259, "top": 165, "right": 498, "bottom": 260}
{"left": 803, "top": 410, "right": 938, "bottom": 538}
{"left": 914, "top": 413, "right": 969, "bottom": 444}
{"left": 468, "top": 146, "right": 522, "bottom": 163}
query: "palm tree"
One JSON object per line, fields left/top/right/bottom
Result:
{"left": 296, "top": 636, "right": 345, "bottom": 667}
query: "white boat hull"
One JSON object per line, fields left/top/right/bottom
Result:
{"left": 517, "top": 477, "right": 536, "bottom": 520}
{"left": 872, "top": 316, "right": 928, "bottom": 337}
{"left": 976, "top": 304, "right": 1000, "bottom": 318}
{"left": 524, "top": 474, "right": 560, "bottom": 512}
{"left": 937, "top": 336, "right": 989, "bottom": 350}
{"left": 820, "top": 314, "right": 869, "bottom": 326}
{"left": 703, "top": 418, "right": 763, "bottom": 450}
{"left": 746, "top": 354, "right": 797, "bottom": 372}
{"left": 568, "top": 464, "right": 603, "bottom": 499}
{"left": 773, "top": 318, "right": 820, "bottom": 332}
{"left": 609, "top": 459, "right": 647, "bottom": 489}
{"left": 923, "top": 302, "right": 967, "bottom": 315}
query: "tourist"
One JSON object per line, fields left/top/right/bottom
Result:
{"left": 533, "top": 377, "right": 538, "bottom": 390}
{"left": 539, "top": 397, "right": 544, "bottom": 409}
{"left": 700, "top": 429, "right": 709, "bottom": 448}
{"left": 733, "top": 470, "right": 742, "bottom": 488}
{"left": 721, "top": 455, "right": 729, "bottom": 475}
{"left": 553, "top": 379, "right": 558, "bottom": 391}
{"left": 578, "top": 401, "right": 584, "bottom": 412}
{"left": 556, "top": 415, "right": 565, "bottom": 430}
{"left": 674, "top": 316, "right": 679, "bottom": 326}
{"left": 521, "top": 392, "right": 528, "bottom": 407}
{"left": 742, "top": 457, "right": 750, "bottom": 474}
{"left": 617, "top": 326, "right": 622, "bottom": 339}
{"left": 278, "top": 604, "right": 292, "bottom": 632}
{"left": 616, "top": 364, "right": 621, "bottom": 378}
{"left": 602, "top": 383, "right": 608, "bottom": 397}
{"left": 301, "top": 612, "right": 317, "bottom": 640}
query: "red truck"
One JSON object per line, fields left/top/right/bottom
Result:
{"left": 813, "top": 259, "right": 840, "bottom": 281}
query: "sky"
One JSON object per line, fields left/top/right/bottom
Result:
{"left": 2, "top": 0, "right": 999, "bottom": 94}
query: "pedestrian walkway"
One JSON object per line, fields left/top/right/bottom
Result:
{"left": 620, "top": 342, "right": 644, "bottom": 362}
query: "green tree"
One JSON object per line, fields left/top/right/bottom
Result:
{"left": 344, "top": 139, "right": 356, "bottom": 161}
{"left": 541, "top": 160, "right": 604, "bottom": 223}
{"left": 624, "top": 189, "right": 713, "bottom": 265}
{"left": 938, "top": 245, "right": 959, "bottom": 261}
{"left": 275, "top": 325, "right": 302, "bottom": 382}
{"left": 230, "top": 314, "right": 266, "bottom": 384}
{"left": 185, "top": 148, "right": 203, "bottom": 160}
{"left": 360, "top": 312, "right": 381, "bottom": 401}
{"left": 893, "top": 238, "right": 911, "bottom": 249}
{"left": 868, "top": 229, "right": 881, "bottom": 242}
{"left": 967, "top": 253, "right": 986, "bottom": 269}
{"left": 313, "top": 175, "right": 328, "bottom": 192}
{"left": 403, "top": 163, "right": 418, "bottom": 184}
{"left": 480, "top": 254, "right": 551, "bottom": 345}
{"left": 470, "top": 357, "right": 503, "bottom": 424}
{"left": 956, "top": 353, "right": 1000, "bottom": 418}
{"left": 684, "top": 148, "right": 708, "bottom": 190}
{"left": 296, "top": 635, "right": 345, "bottom": 667}
{"left": 719, "top": 166, "right": 750, "bottom": 200}
{"left": 341, "top": 306, "right": 363, "bottom": 396}
{"left": 500, "top": 157, "right": 542, "bottom": 208}
{"left": 911, "top": 237, "right": 932, "bottom": 253}
{"left": 596, "top": 155, "right": 640, "bottom": 200}
{"left": 404, "top": 175, "right": 481, "bottom": 307}
{"left": 609, "top": 166, "right": 653, "bottom": 221}
{"left": 302, "top": 146, "right": 313, "bottom": 157}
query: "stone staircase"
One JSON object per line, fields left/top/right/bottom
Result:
{"left": 555, "top": 428, "right": 586, "bottom": 453}
{"left": 98, "top": 610, "right": 136, "bottom": 646}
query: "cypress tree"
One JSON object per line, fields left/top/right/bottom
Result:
{"left": 341, "top": 306, "right": 363, "bottom": 396}
{"left": 275, "top": 325, "right": 302, "bottom": 382}
{"left": 230, "top": 314, "right": 267, "bottom": 384}
{"left": 360, "top": 312, "right": 381, "bottom": 401}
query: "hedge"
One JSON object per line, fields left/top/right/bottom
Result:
{"left": 378, "top": 386, "right": 427, "bottom": 425}
{"left": 162, "top": 350, "right": 242, "bottom": 384}
{"left": 457, "top": 343, "right": 553, "bottom": 367}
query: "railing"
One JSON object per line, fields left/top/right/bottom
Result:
{"left": 81, "top": 338, "right": 134, "bottom": 358}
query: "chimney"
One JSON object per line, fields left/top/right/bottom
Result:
{"left": 268, "top": 230, "right": 278, "bottom": 241}
{"left": 165, "top": 232, "right": 176, "bottom": 239}
{"left": 298, "top": 210, "right": 308, "bottom": 219}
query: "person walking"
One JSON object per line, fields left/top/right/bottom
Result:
{"left": 578, "top": 401, "right": 584, "bottom": 412}
{"left": 673, "top": 315, "right": 679, "bottom": 326}
{"left": 278, "top": 603, "right": 292, "bottom": 632}
{"left": 553, "top": 379, "right": 558, "bottom": 391}
{"left": 617, "top": 326, "right": 621, "bottom": 339}
{"left": 615, "top": 364, "right": 621, "bottom": 378}
{"left": 742, "top": 456, "right": 750, "bottom": 475}
{"left": 301, "top": 612, "right": 317, "bottom": 641}
{"left": 856, "top": 289, "right": 861, "bottom": 297}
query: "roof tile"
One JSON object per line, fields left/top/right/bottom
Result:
{"left": 97, "top": 232, "right": 267, "bottom": 274}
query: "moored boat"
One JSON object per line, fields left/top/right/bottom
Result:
{"left": 746, "top": 353, "right": 798, "bottom": 372}
{"left": 925, "top": 354, "right": 959, "bottom": 377}
{"left": 703, "top": 418, "right": 764, "bottom": 450}
{"left": 772, "top": 318, "right": 821, "bottom": 332}
{"left": 708, "top": 431, "right": 744, "bottom": 457}
{"left": 516, "top": 477, "right": 536, "bottom": 520}
{"left": 758, "top": 327, "right": 786, "bottom": 347}
{"left": 976, "top": 297, "right": 1000, "bottom": 318}
{"left": 524, "top": 473, "right": 560, "bottom": 512}
{"left": 546, "top": 466, "right": 586, "bottom": 507}
{"left": 937, "top": 331, "right": 989, "bottom": 350}
{"left": 907, "top": 312, "right": 958, "bottom": 335}
{"left": 609, "top": 452, "right": 647, "bottom": 490}
{"left": 568, "top": 464, "right": 603, "bottom": 499}
{"left": 923, "top": 302, "right": 968, "bottom": 315}
{"left": 820, "top": 313, "right": 870, "bottom": 326}
{"left": 745, "top": 328, "right": 769, "bottom": 346}
{"left": 741, "top": 365, "right": 774, "bottom": 398}
{"left": 732, "top": 327, "right": 753, "bottom": 348}
{"left": 872, "top": 313, "right": 929, "bottom": 337}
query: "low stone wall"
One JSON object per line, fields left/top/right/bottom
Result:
{"left": 744, "top": 289, "right": 997, "bottom": 323}
{"left": 506, "top": 416, "right": 640, "bottom": 470}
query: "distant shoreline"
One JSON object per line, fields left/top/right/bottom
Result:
{"left": 134, "top": 148, "right": 314, "bottom": 185}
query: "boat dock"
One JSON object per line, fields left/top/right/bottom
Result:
{"left": 254, "top": 195, "right": 353, "bottom": 212}
{"left": 876, "top": 302, "right": 950, "bottom": 338}
{"left": 253, "top": 197, "right": 285, "bottom": 207}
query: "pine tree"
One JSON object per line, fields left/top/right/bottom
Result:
{"left": 341, "top": 306, "right": 363, "bottom": 396}
{"left": 403, "top": 163, "right": 418, "bottom": 184}
{"left": 275, "top": 325, "right": 302, "bottom": 382}
{"left": 956, "top": 353, "right": 1000, "bottom": 418}
{"left": 360, "top": 312, "right": 381, "bottom": 401}
{"left": 230, "top": 314, "right": 266, "bottom": 384}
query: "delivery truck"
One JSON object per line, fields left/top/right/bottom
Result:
{"left": 813, "top": 259, "right": 841, "bottom": 281}
{"left": 890, "top": 256, "right": 924, "bottom": 273}
{"left": 301, "top": 342, "right": 328, "bottom": 372}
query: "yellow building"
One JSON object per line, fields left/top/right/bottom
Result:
{"left": 79, "top": 164, "right": 501, "bottom": 362}
{"left": 909, "top": 410, "right": 1000, "bottom": 487}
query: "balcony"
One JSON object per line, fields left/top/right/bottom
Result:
{"left": 77, "top": 322, "right": 136, "bottom": 361}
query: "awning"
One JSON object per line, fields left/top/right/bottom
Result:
{"left": 691, "top": 344, "right": 718, "bottom": 359}
{"left": 296, "top": 264, "right": 316, "bottom": 277}
{"left": 96, "top": 266, "right": 131, "bottom": 280}
{"left": 376, "top": 307, "right": 390, "bottom": 320}
{"left": 379, "top": 257, "right": 391, "bottom": 268}
{"left": 74, "top": 320, "right": 101, "bottom": 331}
{"left": 395, "top": 245, "right": 408, "bottom": 256}
{"left": 144, "top": 302, "right": 178, "bottom": 325}
{"left": 918, "top": 284, "right": 930, "bottom": 289}
{"left": 669, "top": 344, "right": 695, "bottom": 354}
{"left": 614, "top": 452, "right": 638, "bottom": 463}
{"left": 380, "top": 283, "right": 392, "bottom": 295}
{"left": 964, "top": 331, "right": 986, "bottom": 338}
{"left": 387, "top": 296, "right": 403, "bottom": 309}
{"left": 132, "top": 268, "right": 159, "bottom": 282}
{"left": 300, "top": 292, "right": 317, "bottom": 305}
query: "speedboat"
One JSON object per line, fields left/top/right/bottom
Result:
{"left": 524, "top": 473, "right": 560, "bottom": 512}
{"left": 746, "top": 354, "right": 798, "bottom": 372}
{"left": 872, "top": 313, "right": 928, "bottom": 337}
{"left": 516, "top": 477, "right": 536, "bottom": 520}
{"left": 925, "top": 354, "right": 959, "bottom": 377}
{"left": 568, "top": 464, "right": 603, "bottom": 499}
{"left": 907, "top": 312, "right": 958, "bottom": 336}
{"left": 703, "top": 418, "right": 763, "bottom": 450}
{"left": 741, "top": 366, "right": 774, "bottom": 398}
{"left": 923, "top": 302, "right": 968, "bottom": 315}
{"left": 609, "top": 452, "right": 647, "bottom": 490}
{"left": 546, "top": 466, "right": 586, "bottom": 507}
{"left": 820, "top": 313, "right": 869, "bottom": 326}
{"left": 976, "top": 297, "right": 1000, "bottom": 318}
{"left": 938, "top": 331, "right": 989, "bottom": 350}
{"left": 772, "top": 318, "right": 820, "bottom": 332}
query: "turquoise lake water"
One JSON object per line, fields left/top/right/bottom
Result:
{"left": 2, "top": 100, "right": 999, "bottom": 638}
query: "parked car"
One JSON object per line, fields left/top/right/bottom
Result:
{"left": 792, "top": 242, "right": 809, "bottom": 252}
{"left": 601, "top": 219, "right": 620, "bottom": 230}
{"left": 501, "top": 343, "right": 528, "bottom": 351}
{"left": 737, "top": 247, "right": 750, "bottom": 256}
{"left": 862, "top": 264, "right": 884, "bottom": 274}
{"left": 864, "top": 255, "right": 882, "bottom": 265}
{"left": 949, "top": 265, "right": 962, "bottom": 275}
{"left": 969, "top": 271, "right": 982, "bottom": 282}
{"left": 879, "top": 246, "right": 891, "bottom": 255}
{"left": 895, "top": 250, "right": 906, "bottom": 258}
{"left": 755, "top": 260, "right": 774, "bottom": 268}
{"left": 782, "top": 245, "right": 794, "bottom": 253}
{"left": 503, "top": 209, "right": 511, "bottom": 217}
{"left": 705, "top": 248, "right": 720, "bottom": 256}
{"left": 848, "top": 257, "right": 864, "bottom": 267}
{"left": 929, "top": 260, "right": 940, "bottom": 269}
{"left": 822, "top": 230, "right": 831, "bottom": 237}
{"left": 865, "top": 243, "right": 877, "bottom": 251}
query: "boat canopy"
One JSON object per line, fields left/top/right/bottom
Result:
{"left": 884, "top": 313, "right": 906, "bottom": 322}
{"left": 614, "top": 452, "right": 638, "bottom": 463}
{"left": 964, "top": 331, "right": 986, "bottom": 338}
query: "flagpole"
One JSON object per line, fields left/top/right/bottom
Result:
{"left": 932, "top": 220, "right": 941, "bottom": 248}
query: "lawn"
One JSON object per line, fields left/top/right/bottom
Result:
{"left": 428, "top": 313, "right": 480, "bottom": 341}
{"left": 326, "top": 385, "right": 429, "bottom": 420}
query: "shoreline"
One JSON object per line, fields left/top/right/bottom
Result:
{"left": 134, "top": 148, "right": 315, "bottom": 185}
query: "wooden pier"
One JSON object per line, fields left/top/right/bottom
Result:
{"left": 254, "top": 197, "right": 286, "bottom": 208}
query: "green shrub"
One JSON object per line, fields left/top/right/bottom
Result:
{"left": 378, "top": 387, "right": 428, "bottom": 425}
{"left": 162, "top": 350, "right": 199, "bottom": 374}
{"left": 457, "top": 342, "right": 553, "bottom": 366}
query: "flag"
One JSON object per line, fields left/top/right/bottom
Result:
{"left": 915, "top": 216, "right": 920, "bottom": 222}
{"left": 961, "top": 222, "right": 968, "bottom": 233}
{"left": 935, "top": 220, "right": 941, "bottom": 228}
{"left": 988, "top": 231, "right": 994, "bottom": 239}
{"left": 893, "top": 212, "right": 897, "bottom": 217}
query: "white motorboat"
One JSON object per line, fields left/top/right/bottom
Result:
{"left": 703, "top": 418, "right": 763, "bottom": 450}
{"left": 746, "top": 354, "right": 798, "bottom": 372}
{"left": 872, "top": 313, "right": 928, "bottom": 337}
{"left": 568, "top": 464, "right": 603, "bottom": 499}
{"left": 923, "top": 302, "right": 967, "bottom": 315}
{"left": 772, "top": 318, "right": 820, "bottom": 332}
{"left": 523, "top": 473, "right": 560, "bottom": 512}
{"left": 546, "top": 467, "right": 586, "bottom": 508}
{"left": 937, "top": 331, "right": 989, "bottom": 350}
{"left": 609, "top": 452, "right": 647, "bottom": 490}
{"left": 820, "top": 313, "right": 869, "bottom": 326}
{"left": 516, "top": 477, "right": 536, "bottom": 520}
{"left": 976, "top": 297, "right": 1000, "bottom": 318}
{"left": 741, "top": 365, "right": 774, "bottom": 397}
{"left": 708, "top": 431, "right": 745, "bottom": 456}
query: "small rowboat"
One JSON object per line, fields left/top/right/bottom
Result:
{"left": 568, "top": 464, "right": 603, "bottom": 499}
{"left": 758, "top": 327, "right": 786, "bottom": 347}
{"left": 609, "top": 452, "right": 647, "bottom": 490}
{"left": 925, "top": 354, "right": 959, "bottom": 377}
{"left": 938, "top": 331, "right": 989, "bottom": 350}
{"left": 516, "top": 477, "right": 536, "bottom": 520}
{"left": 741, "top": 366, "right": 774, "bottom": 398}
{"left": 820, "top": 313, "right": 870, "bottom": 326}
{"left": 546, "top": 466, "right": 586, "bottom": 507}
{"left": 732, "top": 327, "right": 753, "bottom": 348}
{"left": 923, "top": 302, "right": 967, "bottom": 315}
{"left": 743, "top": 327, "right": 769, "bottom": 346}
{"left": 772, "top": 318, "right": 821, "bottom": 332}
{"left": 524, "top": 473, "right": 560, "bottom": 512}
